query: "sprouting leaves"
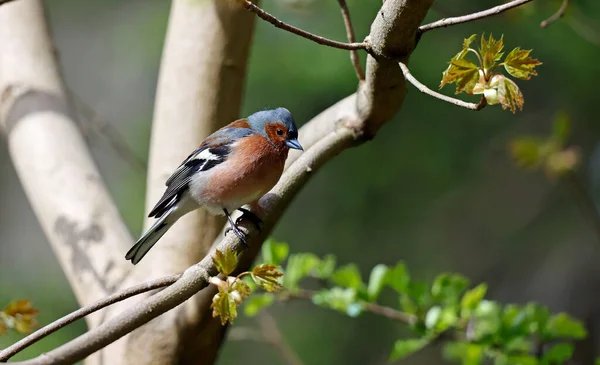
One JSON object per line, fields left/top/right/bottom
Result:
{"left": 209, "top": 276, "right": 251, "bottom": 325}
{"left": 213, "top": 249, "right": 239, "bottom": 276}
{"left": 251, "top": 264, "right": 284, "bottom": 292}
{"left": 509, "top": 112, "right": 580, "bottom": 178}
{"left": 0, "top": 299, "right": 40, "bottom": 335}
{"left": 440, "top": 33, "right": 541, "bottom": 113}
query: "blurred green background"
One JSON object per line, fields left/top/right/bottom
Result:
{"left": 1, "top": 0, "right": 600, "bottom": 363}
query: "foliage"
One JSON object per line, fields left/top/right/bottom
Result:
{"left": 509, "top": 112, "right": 580, "bottom": 178}
{"left": 237, "top": 241, "right": 588, "bottom": 365}
{"left": 0, "top": 299, "right": 39, "bottom": 335}
{"left": 440, "top": 33, "right": 542, "bottom": 113}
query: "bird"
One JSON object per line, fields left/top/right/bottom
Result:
{"left": 125, "top": 107, "right": 303, "bottom": 265}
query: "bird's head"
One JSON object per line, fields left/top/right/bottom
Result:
{"left": 248, "top": 107, "right": 303, "bottom": 151}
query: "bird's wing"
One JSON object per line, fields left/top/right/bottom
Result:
{"left": 148, "top": 127, "right": 255, "bottom": 218}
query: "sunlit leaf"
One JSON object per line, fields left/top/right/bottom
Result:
{"left": 389, "top": 338, "right": 430, "bottom": 361}
{"left": 252, "top": 264, "right": 284, "bottom": 292}
{"left": 367, "top": 264, "right": 388, "bottom": 301}
{"left": 545, "top": 313, "right": 587, "bottom": 340}
{"left": 243, "top": 293, "right": 275, "bottom": 317}
{"left": 312, "top": 287, "right": 360, "bottom": 317}
{"left": 472, "top": 300, "right": 502, "bottom": 340}
{"left": 431, "top": 273, "right": 469, "bottom": 305}
{"left": 313, "top": 254, "right": 336, "bottom": 279}
{"left": 503, "top": 47, "right": 542, "bottom": 80}
{"left": 479, "top": 33, "right": 504, "bottom": 70}
{"left": 440, "top": 58, "right": 481, "bottom": 94}
{"left": 283, "top": 253, "right": 320, "bottom": 289}
{"left": 331, "top": 264, "right": 364, "bottom": 290}
{"left": 493, "top": 75, "right": 524, "bottom": 113}
{"left": 461, "top": 283, "right": 487, "bottom": 315}
{"left": 261, "top": 239, "right": 289, "bottom": 266}
{"left": 541, "top": 343, "right": 574, "bottom": 364}
{"left": 505, "top": 355, "right": 539, "bottom": 365}
{"left": 211, "top": 291, "right": 238, "bottom": 325}
{"left": 3, "top": 299, "right": 39, "bottom": 334}
{"left": 385, "top": 262, "right": 410, "bottom": 293}
{"left": 443, "top": 342, "right": 484, "bottom": 365}
{"left": 230, "top": 277, "right": 252, "bottom": 299}
{"left": 212, "top": 249, "right": 238, "bottom": 276}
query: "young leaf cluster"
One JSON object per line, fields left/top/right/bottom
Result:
{"left": 440, "top": 34, "right": 542, "bottom": 113}
{"left": 241, "top": 241, "right": 588, "bottom": 365}
{"left": 209, "top": 248, "right": 284, "bottom": 325}
{"left": 0, "top": 299, "right": 39, "bottom": 335}
{"left": 509, "top": 112, "right": 579, "bottom": 178}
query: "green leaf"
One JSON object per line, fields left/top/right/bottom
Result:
{"left": 261, "top": 239, "right": 289, "bottom": 266}
{"left": 230, "top": 277, "right": 251, "bottom": 299}
{"left": 314, "top": 254, "right": 336, "bottom": 279}
{"left": 385, "top": 262, "right": 410, "bottom": 293}
{"left": 472, "top": 300, "right": 502, "bottom": 340}
{"left": 312, "top": 287, "right": 360, "bottom": 317}
{"left": 461, "top": 283, "right": 487, "bottom": 316}
{"left": 503, "top": 47, "right": 542, "bottom": 80}
{"left": 552, "top": 112, "right": 570, "bottom": 142}
{"left": 505, "top": 355, "right": 538, "bottom": 365}
{"left": 211, "top": 291, "right": 238, "bottom": 325}
{"left": 3, "top": 299, "right": 39, "bottom": 334}
{"left": 493, "top": 75, "right": 524, "bottom": 113}
{"left": 509, "top": 137, "right": 543, "bottom": 170}
{"left": 212, "top": 249, "right": 238, "bottom": 276}
{"left": 541, "top": 343, "right": 574, "bottom": 364}
{"left": 251, "top": 264, "right": 284, "bottom": 292}
{"left": 389, "top": 338, "right": 429, "bottom": 361}
{"left": 243, "top": 293, "right": 275, "bottom": 317}
{"left": 443, "top": 342, "right": 484, "bottom": 365}
{"left": 367, "top": 264, "right": 388, "bottom": 301}
{"left": 440, "top": 58, "right": 481, "bottom": 94}
{"left": 545, "top": 313, "right": 587, "bottom": 340}
{"left": 479, "top": 33, "right": 504, "bottom": 70}
{"left": 283, "top": 253, "right": 321, "bottom": 289}
{"left": 331, "top": 264, "right": 364, "bottom": 290}
{"left": 425, "top": 306, "right": 442, "bottom": 330}
{"left": 431, "top": 273, "right": 469, "bottom": 305}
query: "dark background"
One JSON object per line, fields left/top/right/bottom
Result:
{"left": 1, "top": 0, "right": 600, "bottom": 363}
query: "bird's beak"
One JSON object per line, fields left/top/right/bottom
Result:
{"left": 285, "top": 138, "right": 303, "bottom": 151}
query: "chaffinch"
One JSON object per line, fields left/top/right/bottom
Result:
{"left": 125, "top": 107, "right": 303, "bottom": 265}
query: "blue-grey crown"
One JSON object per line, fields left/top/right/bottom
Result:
{"left": 247, "top": 107, "right": 298, "bottom": 137}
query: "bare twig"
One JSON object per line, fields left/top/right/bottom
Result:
{"left": 258, "top": 312, "right": 305, "bottom": 365}
{"left": 0, "top": 274, "right": 180, "bottom": 362}
{"left": 336, "top": 0, "right": 365, "bottom": 80}
{"left": 398, "top": 62, "right": 486, "bottom": 111}
{"left": 540, "top": 0, "right": 569, "bottom": 28}
{"left": 71, "top": 92, "right": 148, "bottom": 173}
{"left": 241, "top": 0, "right": 368, "bottom": 51}
{"left": 564, "top": 173, "right": 600, "bottom": 243}
{"left": 283, "top": 289, "right": 417, "bottom": 324}
{"left": 419, "top": 0, "right": 533, "bottom": 33}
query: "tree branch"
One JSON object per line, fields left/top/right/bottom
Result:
{"left": 419, "top": 0, "right": 533, "bottom": 33}
{"left": 336, "top": 0, "right": 365, "bottom": 80}
{"left": 0, "top": 0, "right": 132, "bottom": 319}
{"left": 540, "top": 0, "right": 569, "bottom": 28}
{"left": 257, "top": 312, "right": 305, "bottom": 365}
{"left": 398, "top": 62, "right": 487, "bottom": 111}
{"left": 0, "top": 274, "right": 180, "bottom": 362}
{"left": 241, "top": 0, "right": 368, "bottom": 51}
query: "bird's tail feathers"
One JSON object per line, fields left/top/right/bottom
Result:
{"left": 125, "top": 212, "right": 175, "bottom": 265}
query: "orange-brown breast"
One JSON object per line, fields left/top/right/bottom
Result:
{"left": 203, "top": 134, "right": 288, "bottom": 207}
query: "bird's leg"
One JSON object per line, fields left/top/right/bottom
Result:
{"left": 223, "top": 208, "right": 248, "bottom": 246}
{"left": 236, "top": 207, "right": 263, "bottom": 232}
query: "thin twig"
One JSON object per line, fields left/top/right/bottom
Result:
{"left": 241, "top": 0, "right": 368, "bottom": 51}
{"left": 336, "top": 0, "right": 365, "bottom": 80}
{"left": 398, "top": 62, "right": 486, "bottom": 111}
{"left": 0, "top": 274, "right": 181, "bottom": 362}
{"left": 71, "top": 92, "right": 148, "bottom": 173}
{"left": 540, "top": 0, "right": 569, "bottom": 28}
{"left": 283, "top": 289, "right": 417, "bottom": 324}
{"left": 419, "top": 0, "right": 533, "bottom": 33}
{"left": 563, "top": 173, "right": 600, "bottom": 243}
{"left": 258, "top": 312, "right": 305, "bottom": 365}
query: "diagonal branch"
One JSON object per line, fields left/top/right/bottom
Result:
{"left": 540, "top": 0, "right": 569, "bottom": 28}
{"left": 419, "top": 0, "right": 533, "bottom": 33}
{"left": 241, "top": 0, "right": 368, "bottom": 51}
{"left": 336, "top": 0, "right": 365, "bottom": 80}
{"left": 0, "top": 274, "right": 180, "bottom": 362}
{"left": 399, "top": 62, "right": 486, "bottom": 110}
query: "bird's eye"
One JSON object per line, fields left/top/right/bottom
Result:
{"left": 276, "top": 129, "right": 284, "bottom": 136}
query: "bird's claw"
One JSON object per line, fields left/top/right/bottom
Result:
{"left": 224, "top": 224, "right": 248, "bottom": 246}
{"left": 236, "top": 208, "right": 263, "bottom": 232}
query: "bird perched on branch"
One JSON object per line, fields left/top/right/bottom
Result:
{"left": 125, "top": 107, "right": 303, "bottom": 265}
